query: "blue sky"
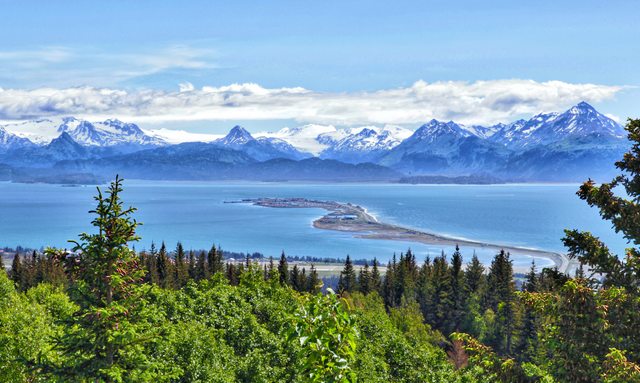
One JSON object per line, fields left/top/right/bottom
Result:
{"left": 0, "top": 0, "right": 638, "bottom": 133}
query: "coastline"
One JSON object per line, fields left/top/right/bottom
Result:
{"left": 232, "top": 197, "right": 575, "bottom": 273}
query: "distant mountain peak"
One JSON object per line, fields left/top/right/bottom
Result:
{"left": 413, "top": 119, "right": 470, "bottom": 140}
{"left": 565, "top": 101, "right": 599, "bottom": 117}
{"left": 220, "top": 125, "right": 255, "bottom": 145}
{"left": 48, "top": 131, "right": 84, "bottom": 152}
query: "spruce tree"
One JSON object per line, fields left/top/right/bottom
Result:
{"left": 370, "top": 257, "right": 382, "bottom": 294}
{"left": 307, "top": 264, "right": 322, "bottom": 293}
{"left": 10, "top": 252, "right": 22, "bottom": 289}
{"left": 290, "top": 264, "right": 301, "bottom": 291}
{"left": 188, "top": 250, "right": 196, "bottom": 279}
{"left": 50, "top": 176, "right": 165, "bottom": 381}
{"left": 267, "top": 256, "right": 278, "bottom": 281}
{"left": 358, "top": 261, "right": 371, "bottom": 294}
{"left": 485, "top": 250, "right": 516, "bottom": 354}
{"left": 278, "top": 251, "right": 289, "bottom": 286}
{"left": 207, "top": 244, "right": 224, "bottom": 275}
{"left": 516, "top": 261, "right": 539, "bottom": 362}
{"left": 450, "top": 245, "right": 466, "bottom": 333}
{"left": 383, "top": 254, "right": 398, "bottom": 306}
{"left": 465, "top": 253, "right": 485, "bottom": 294}
{"left": 146, "top": 242, "right": 160, "bottom": 284}
{"left": 196, "top": 250, "right": 209, "bottom": 281}
{"left": 156, "top": 242, "right": 174, "bottom": 288}
{"left": 417, "top": 256, "right": 433, "bottom": 324}
{"left": 226, "top": 263, "right": 237, "bottom": 285}
{"left": 174, "top": 242, "right": 188, "bottom": 288}
{"left": 563, "top": 118, "right": 640, "bottom": 290}
{"left": 338, "top": 255, "right": 357, "bottom": 293}
{"left": 427, "top": 254, "right": 453, "bottom": 333}
{"left": 298, "top": 267, "right": 308, "bottom": 292}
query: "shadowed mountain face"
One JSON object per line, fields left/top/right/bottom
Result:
{"left": 0, "top": 102, "right": 631, "bottom": 183}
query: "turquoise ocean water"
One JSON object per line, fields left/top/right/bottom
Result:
{"left": 0, "top": 181, "right": 629, "bottom": 268}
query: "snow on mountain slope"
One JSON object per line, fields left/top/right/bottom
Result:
{"left": 144, "top": 128, "right": 222, "bottom": 144}
{"left": 256, "top": 124, "right": 411, "bottom": 157}
{"left": 1, "top": 117, "right": 165, "bottom": 147}
{"left": 213, "top": 126, "right": 311, "bottom": 161}
{"left": 256, "top": 124, "right": 339, "bottom": 155}
{"left": 325, "top": 126, "right": 411, "bottom": 152}
{"left": 0, "top": 118, "right": 68, "bottom": 144}
{"left": 0, "top": 126, "right": 34, "bottom": 150}
{"left": 216, "top": 126, "right": 255, "bottom": 146}
{"left": 490, "top": 102, "right": 625, "bottom": 148}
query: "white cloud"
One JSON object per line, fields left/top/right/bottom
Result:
{"left": 0, "top": 45, "right": 217, "bottom": 87}
{"left": 0, "top": 80, "right": 623, "bottom": 128}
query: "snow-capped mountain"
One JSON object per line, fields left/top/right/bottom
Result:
{"left": 377, "top": 119, "right": 510, "bottom": 173}
{"left": 0, "top": 126, "right": 34, "bottom": 152}
{"left": 490, "top": 102, "right": 625, "bottom": 148}
{"left": 60, "top": 118, "right": 165, "bottom": 147}
{"left": 216, "top": 125, "right": 255, "bottom": 147}
{"left": 319, "top": 126, "right": 412, "bottom": 163}
{"left": 213, "top": 126, "right": 312, "bottom": 161}
{"left": 0, "top": 117, "right": 165, "bottom": 148}
{"left": 0, "top": 101, "right": 630, "bottom": 182}
{"left": 256, "top": 124, "right": 339, "bottom": 155}
{"left": 256, "top": 124, "right": 412, "bottom": 163}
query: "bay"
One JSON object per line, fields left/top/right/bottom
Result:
{"left": 0, "top": 180, "right": 629, "bottom": 268}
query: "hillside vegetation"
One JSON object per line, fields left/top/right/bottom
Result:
{"left": 1, "top": 118, "right": 639, "bottom": 382}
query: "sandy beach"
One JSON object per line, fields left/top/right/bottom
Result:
{"left": 231, "top": 197, "right": 576, "bottom": 273}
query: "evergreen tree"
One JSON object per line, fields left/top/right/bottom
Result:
{"left": 267, "top": 256, "right": 278, "bottom": 281}
{"left": 450, "top": 245, "right": 466, "bottom": 333}
{"left": 298, "top": 267, "right": 308, "bottom": 292}
{"left": 188, "top": 250, "right": 196, "bottom": 279}
{"left": 226, "top": 263, "right": 238, "bottom": 285}
{"left": 174, "top": 242, "right": 189, "bottom": 288}
{"left": 516, "top": 261, "right": 539, "bottom": 362}
{"left": 278, "top": 251, "right": 289, "bottom": 286}
{"left": 196, "top": 250, "right": 209, "bottom": 281}
{"left": 484, "top": 250, "right": 516, "bottom": 354}
{"left": 465, "top": 252, "right": 485, "bottom": 294}
{"left": 358, "top": 261, "right": 372, "bottom": 294}
{"left": 562, "top": 118, "right": 640, "bottom": 289}
{"left": 338, "top": 255, "right": 357, "bottom": 293}
{"left": 145, "top": 242, "right": 160, "bottom": 284}
{"left": 307, "top": 264, "right": 322, "bottom": 293}
{"left": 10, "top": 252, "right": 22, "bottom": 289}
{"left": 50, "top": 176, "right": 165, "bottom": 381}
{"left": 156, "top": 242, "right": 174, "bottom": 288}
{"left": 290, "top": 264, "right": 301, "bottom": 291}
{"left": 207, "top": 244, "right": 223, "bottom": 275}
{"left": 425, "top": 254, "right": 452, "bottom": 332}
{"left": 417, "top": 256, "right": 433, "bottom": 326}
{"left": 383, "top": 254, "right": 398, "bottom": 306}
{"left": 370, "top": 257, "right": 382, "bottom": 294}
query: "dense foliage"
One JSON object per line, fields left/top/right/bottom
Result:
{"left": 1, "top": 118, "right": 639, "bottom": 382}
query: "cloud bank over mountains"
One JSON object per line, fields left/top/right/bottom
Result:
{"left": 0, "top": 80, "right": 622, "bottom": 131}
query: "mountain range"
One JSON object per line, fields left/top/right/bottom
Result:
{"left": 0, "top": 102, "right": 630, "bottom": 183}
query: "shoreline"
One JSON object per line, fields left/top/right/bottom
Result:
{"left": 231, "top": 197, "right": 575, "bottom": 273}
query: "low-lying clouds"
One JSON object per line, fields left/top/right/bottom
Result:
{"left": 0, "top": 80, "right": 623, "bottom": 128}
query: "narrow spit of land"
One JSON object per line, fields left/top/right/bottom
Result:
{"left": 228, "top": 197, "right": 574, "bottom": 273}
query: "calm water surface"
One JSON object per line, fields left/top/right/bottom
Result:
{"left": 0, "top": 181, "right": 629, "bottom": 268}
